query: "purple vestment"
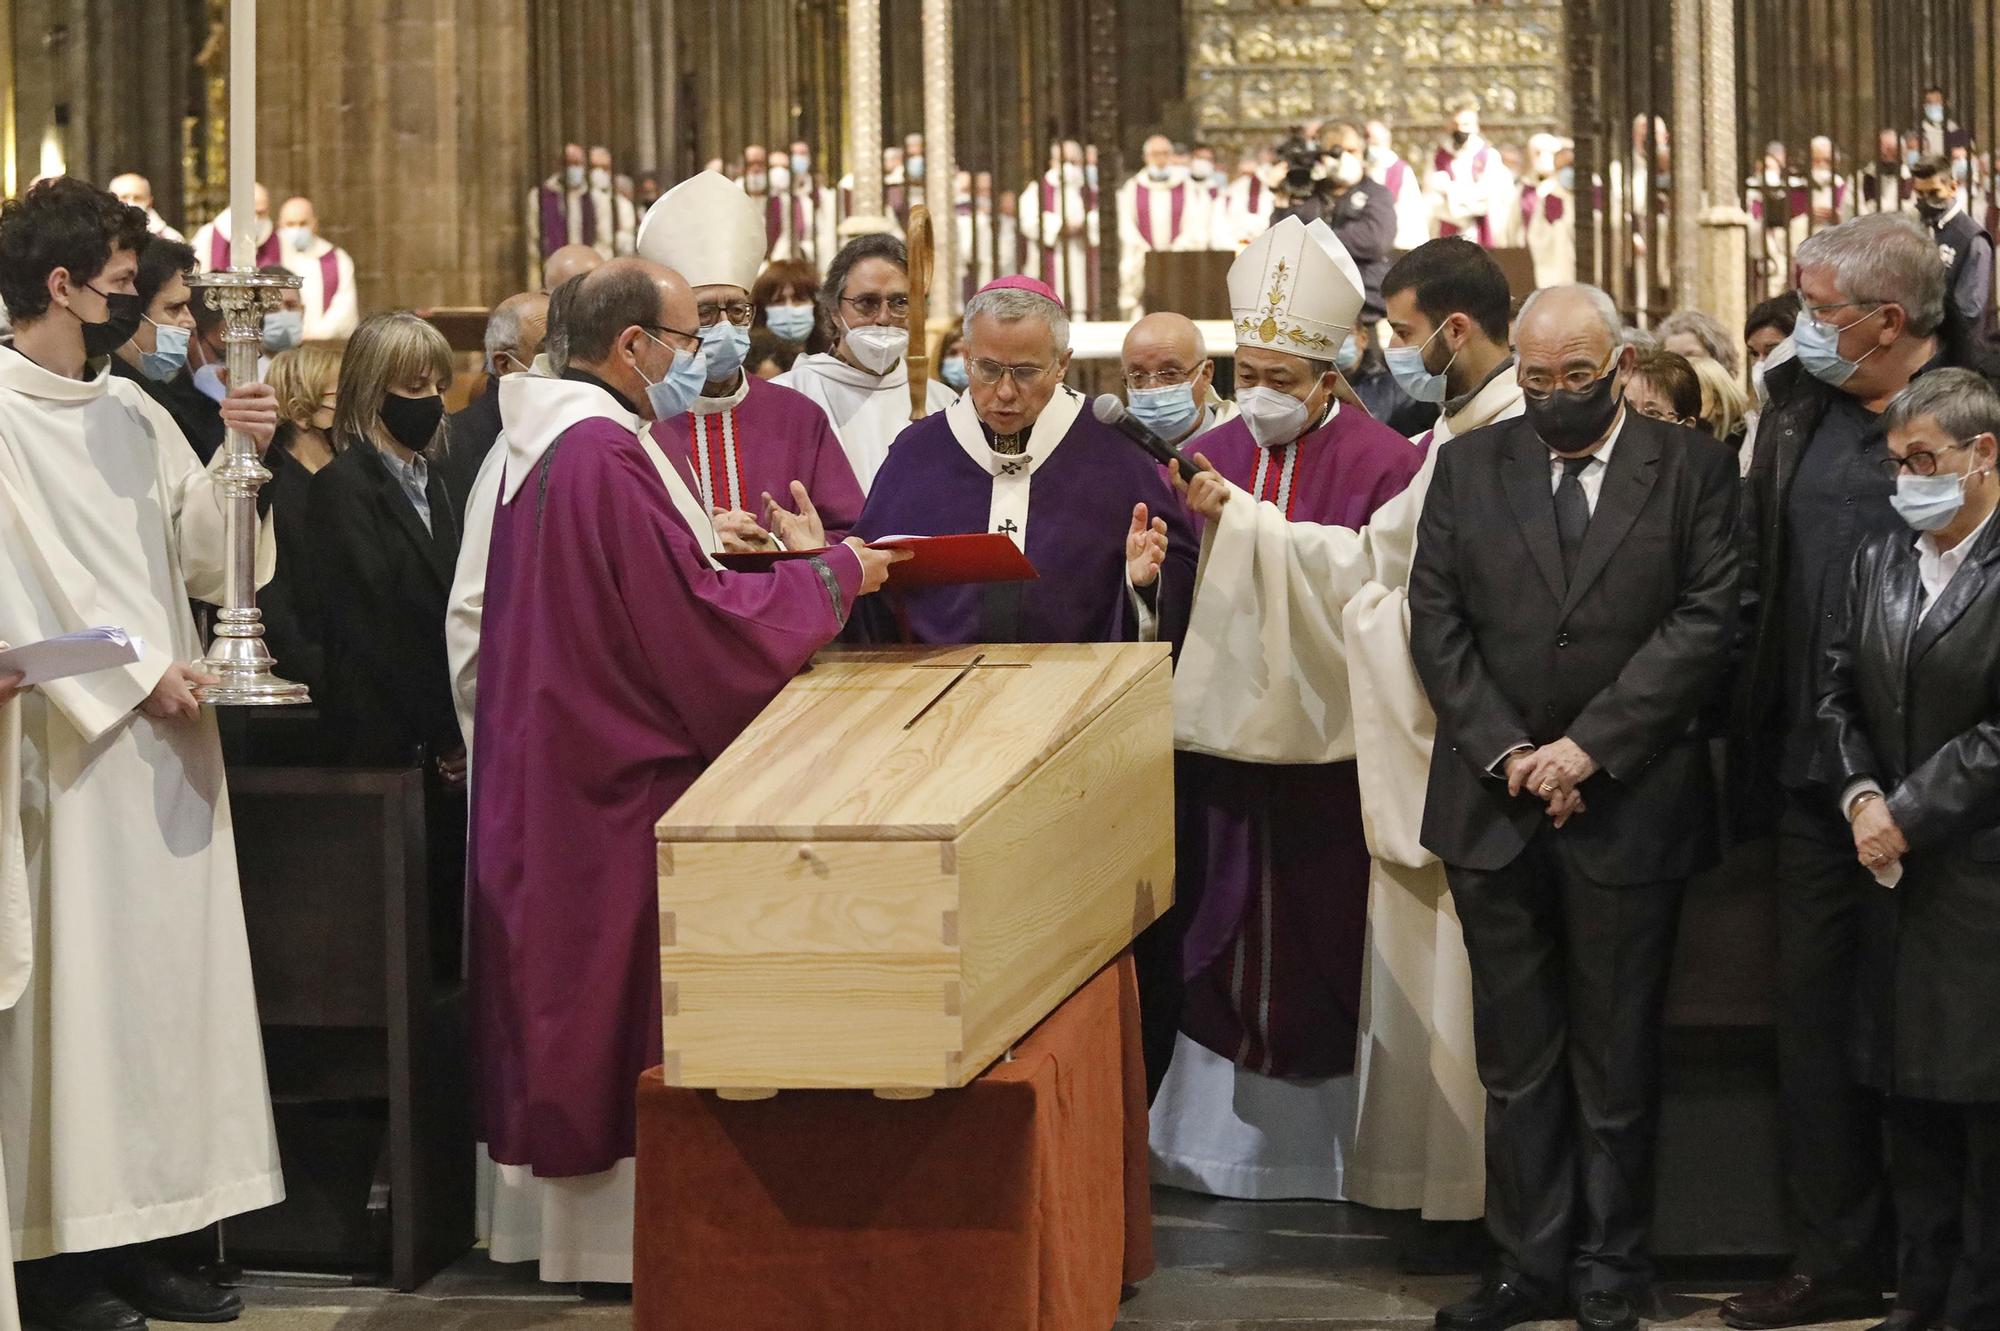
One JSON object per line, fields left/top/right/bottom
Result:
{"left": 1178, "top": 407, "right": 1423, "bottom": 1078}
{"left": 649, "top": 374, "right": 865, "bottom": 539}
{"left": 848, "top": 392, "right": 1197, "bottom": 646}
{"left": 468, "top": 414, "right": 861, "bottom": 1177}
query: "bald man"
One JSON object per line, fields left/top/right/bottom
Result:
{"left": 275, "top": 195, "right": 358, "bottom": 339}
{"left": 1116, "top": 134, "right": 1213, "bottom": 317}
{"left": 1407, "top": 284, "right": 1739, "bottom": 1331}
{"left": 542, "top": 242, "right": 603, "bottom": 293}
{"left": 462, "top": 257, "right": 899, "bottom": 1285}
{"left": 440, "top": 290, "right": 548, "bottom": 526}
{"left": 191, "top": 181, "right": 276, "bottom": 272}
{"left": 1119, "top": 311, "right": 1236, "bottom": 447}
{"left": 109, "top": 171, "right": 185, "bottom": 242}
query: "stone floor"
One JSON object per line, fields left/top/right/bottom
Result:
{"left": 221, "top": 1185, "right": 1885, "bottom": 1330}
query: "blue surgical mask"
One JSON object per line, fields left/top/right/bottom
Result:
{"left": 790, "top": 152, "right": 811, "bottom": 178}
{"left": 1905, "top": 150, "right": 1923, "bottom": 168}
{"left": 764, "top": 303, "right": 816, "bottom": 343}
{"left": 1385, "top": 322, "right": 1457, "bottom": 403}
{"left": 640, "top": 331, "right": 708, "bottom": 421}
{"left": 1926, "top": 103, "right": 1947, "bottom": 125}
{"left": 1953, "top": 158, "right": 1970, "bottom": 180}
{"left": 1557, "top": 165, "right": 1576, "bottom": 192}
{"left": 940, "top": 354, "right": 969, "bottom": 391}
{"left": 262, "top": 309, "right": 303, "bottom": 353}
{"left": 140, "top": 319, "right": 190, "bottom": 383}
{"left": 699, "top": 320, "right": 750, "bottom": 380}
{"left": 1127, "top": 383, "right": 1201, "bottom": 440}
{"left": 192, "top": 361, "right": 227, "bottom": 402}
{"left": 1891, "top": 471, "right": 1971, "bottom": 532}
{"left": 1794, "top": 305, "right": 1882, "bottom": 387}
{"left": 1334, "top": 333, "right": 1362, "bottom": 373}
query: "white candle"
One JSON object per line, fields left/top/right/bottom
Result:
{"left": 229, "top": 0, "right": 254, "bottom": 269}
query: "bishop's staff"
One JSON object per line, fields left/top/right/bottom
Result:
{"left": 905, "top": 204, "right": 934, "bottom": 422}
{"left": 191, "top": 0, "right": 307, "bottom": 705}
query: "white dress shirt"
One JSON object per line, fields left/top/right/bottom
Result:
{"left": 1916, "top": 504, "right": 1995, "bottom": 621}
{"left": 1546, "top": 407, "right": 1626, "bottom": 514}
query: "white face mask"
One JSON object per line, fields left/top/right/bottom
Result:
{"left": 589, "top": 166, "right": 612, "bottom": 190}
{"left": 1237, "top": 385, "right": 1315, "bottom": 448}
{"left": 843, "top": 323, "right": 909, "bottom": 375}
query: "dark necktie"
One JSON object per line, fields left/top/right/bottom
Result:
{"left": 1554, "top": 455, "right": 1594, "bottom": 580}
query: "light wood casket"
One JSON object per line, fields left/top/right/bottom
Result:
{"left": 654, "top": 642, "right": 1174, "bottom": 1093}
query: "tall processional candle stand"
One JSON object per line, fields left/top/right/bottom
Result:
{"left": 192, "top": 0, "right": 307, "bottom": 705}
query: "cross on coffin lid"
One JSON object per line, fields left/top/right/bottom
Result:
{"left": 655, "top": 642, "right": 1170, "bottom": 841}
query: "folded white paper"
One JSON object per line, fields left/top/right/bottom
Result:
{"left": 1873, "top": 861, "right": 1903, "bottom": 890}
{"left": 0, "top": 627, "right": 143, "bottom": 686}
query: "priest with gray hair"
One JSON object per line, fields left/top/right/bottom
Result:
{"left": 847, "top": 273, "right": 1196, "bottom": 646}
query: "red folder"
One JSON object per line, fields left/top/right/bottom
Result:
{"left": 715, "top": 534, "right": 1038, "bottom": 589}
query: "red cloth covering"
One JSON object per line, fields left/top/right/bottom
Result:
{"left": 633, "top": 953, "right": 1154, "bottom": 1330}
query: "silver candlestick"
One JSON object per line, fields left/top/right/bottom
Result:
{"left": 188, "top": 266, "right": 310, "bottom": 706}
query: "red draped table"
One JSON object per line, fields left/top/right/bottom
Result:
{"left": 632, "top": 952, "right": 1155, "bottom": 1330}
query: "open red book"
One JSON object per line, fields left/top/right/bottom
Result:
{"left": 715, "top": 532, "right": 1038, "bottom": 589}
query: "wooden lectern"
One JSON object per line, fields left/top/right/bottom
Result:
{"left": 653, "top": 642, "right": 1174, "bottom": 1095}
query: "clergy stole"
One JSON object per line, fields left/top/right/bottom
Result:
{"left": 1135, "top": 181, "right": 1189, "bottom": 250}
{"left": 1432, "top": 146, "right": 1496, "bottom": 248}
{"left": 208, "top": 226, "right": 281, "bottom": 273}
{"left": 537, "top": 183, "right": 595, "bottom": 256}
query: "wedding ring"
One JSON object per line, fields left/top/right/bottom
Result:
{"left": 1539, "top": 780, "right": 1557, "bottom": 794}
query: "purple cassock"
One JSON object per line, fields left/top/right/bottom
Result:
{"left": 469, "top": 379, "right": 863, "bottom": 1177}
{"left": 648, "top": 373, "right": 865, "bottom": 539}
{"left": 1177, "top": 405, "right": 1423, "bottom": 1078}
{"left": 848, "top": 386, "right": 1197, "bottom": 646}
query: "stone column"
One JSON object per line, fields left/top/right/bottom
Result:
{"left": 1671, "top": 0, "right": 1702, "bottom": 307}
{"left": 921, "top": 0, "right": 955, "bottom": 309}
{"left": 843, "top": 0, "right": 886, "bottom": 233}
{"left": 1697, "top": 0, "right": 1748, "bottom": 341}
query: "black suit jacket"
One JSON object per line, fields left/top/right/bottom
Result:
{"left": 108, "top": 355, "right": 226, "bottom": 462}
{"left": 438, "top": 375, "right": 504, "bottom": 529}
{"left": 304, "top": 438, "right": 463, "bottom": 765}
{"left": 1409, "top": 412, "right": 1741, "bottom": 883}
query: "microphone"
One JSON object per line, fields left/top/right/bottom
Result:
{"left": 1091, "top": 393, "right": 1202, "bottom": 482}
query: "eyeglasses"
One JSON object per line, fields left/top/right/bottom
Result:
{"left": 641, "top": 321, "right": 701, "bottom": 347}
{"left": 1796, "top": 294, "right": 1886, "bottom": 323}
{"left": 696, "top": 300, "right": 755, "bottom": 328}
{"left": 1878, "top": 437, "right": 1981, "bottom": 478}
{"left": 839, "top": 293, "right": 910, "bottom": 320}
{"left": 1124, "top": 365, "right": 1200, "bottom": 390}
{"left": 1520, "top": 351, "right": 1615, "bottom": 401}
{"left": 968, "top": 357, "right": 1057, "bottom": 387}
{"left": 1630, "top": 402, "right": 1692, "bottom": 426}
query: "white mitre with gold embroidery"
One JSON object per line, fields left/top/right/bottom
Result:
{"left": 636, "top": 169, "right": 767, "bottom": 291}
{"left": 1227, "top": 214, "right": 1365, "bottom": 359}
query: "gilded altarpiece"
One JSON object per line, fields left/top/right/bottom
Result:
{"left": 1188, "top": 0, "right": 1567, "bottom": 159}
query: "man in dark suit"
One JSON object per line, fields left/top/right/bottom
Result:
{"left": 438, "top": 289, "right": 548, "bottom": 526}
{"left": 1409, "top": 284, "right": 1741, "bottom": 1331}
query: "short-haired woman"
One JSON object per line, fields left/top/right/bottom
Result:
{"left": 304, "top": 312, "right": 463, "bottom": 779}
{"left": 751, "top": 257, "right": 823, "bottom": 353}
{"left": 1818, "top": 367, "right": 2000, "bottom": 1331}
{"left": 259, "top": 342, "right": 341, "bottom": 693}
{"left": 1623, "top": 347, "right": 1703, "bottom": 429}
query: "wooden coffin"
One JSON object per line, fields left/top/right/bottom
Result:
{"left": 654, "top": 642, "right": 1174, "bottom": 1093}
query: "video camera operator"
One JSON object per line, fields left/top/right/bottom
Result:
{"left": 1271, "top": 122, "right": 1397, "bottom": 320}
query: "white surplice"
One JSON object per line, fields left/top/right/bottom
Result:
{"left": 1164, "top": 368, "right": 1521, "bottom": 1219}
{"left": 0, "top": 348, "right": 282, "bottom": 1261}
{"left": 775, "top": 352, "right": 954, "bottom": 492}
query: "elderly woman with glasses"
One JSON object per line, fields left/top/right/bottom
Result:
{"left": 775, "top": 232, "right": 955, "bottom": 491}
{"left": 1623, "top": 347, "right": 1704, "bottom": 430}
{"left": 1818, "top": 368, "right": 2000, "bottom": 1331}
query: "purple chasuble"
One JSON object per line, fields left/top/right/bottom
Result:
{"left": 1177, "top": 406, "right": 1423, "bottom": 1079}
{"left": 649, "top": 374, "right": 865, "bottom": 540}
{"left": 848, "top": 392, "right": 1196, "bottom": 647}
{"left": 468, "top": 414, "right": 861, "bottom": 1176}
{"left": 537, "top": 183, "right": 595, "bottom": 256}
{"left": 208, "top": 225, "right": 281, "bottom": 273}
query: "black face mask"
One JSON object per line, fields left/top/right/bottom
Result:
{"left": 79, "top": 286, "right": 144, "bottom": 359}
{"left": 378, "top": 391, "right": 444, "bottom": 452}
{"left": 1451, "top": 129, "right": 1472, "bottom": 149}
{"left": 1524, "top": 363, "right": 1623, "bottom": 455}
{"left": 1916, "top": 197, "right": 1950, "bottom": 221}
